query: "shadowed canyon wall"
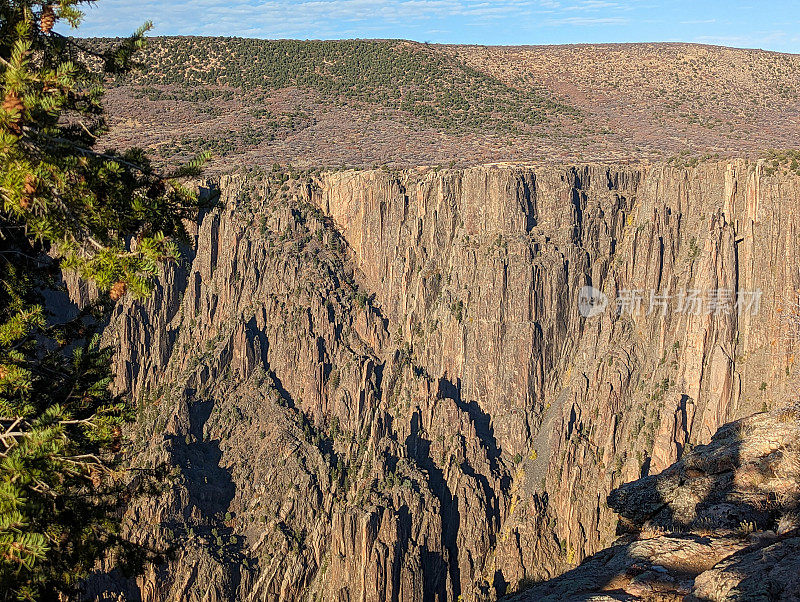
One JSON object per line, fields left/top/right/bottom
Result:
{"left": 86, "top": 161, "right": 800, "bottom": 601}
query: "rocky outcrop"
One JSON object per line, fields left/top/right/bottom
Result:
{"left": 84, "top": 161, "right": 800, "bottom": 601}
{"left": 506, "top": 405, "right": 800, "bottom": 601}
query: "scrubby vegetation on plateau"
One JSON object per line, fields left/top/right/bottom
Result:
{"left": 90, "top": 37, "right": 577, "bottom": 135}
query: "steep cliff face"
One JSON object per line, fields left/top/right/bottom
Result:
{"left": 86, "top": 161, "right": 800, "bottom": 601}
{"left": 507, "top": 404, "right": 800, "bottom": 601}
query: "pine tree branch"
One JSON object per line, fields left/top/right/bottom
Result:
{"left": 50, "top": 32, "right": 107, "bottom": 60}
{"left": 37, "top": 133, "right": 160, "bottom": 177}
{"left": 0, "top": 249, "right": 43, "bottom": 261}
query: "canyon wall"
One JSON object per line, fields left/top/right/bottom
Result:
{"left": 87, "top": 161, "right": 800, "bottom": 601}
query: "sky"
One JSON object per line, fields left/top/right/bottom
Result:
{"left": 72, "top": 0, "right": 800, "bottom": 53}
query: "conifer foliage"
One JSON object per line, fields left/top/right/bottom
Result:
{"left": 0, "top": 2, "right": 207, "bottom": 598}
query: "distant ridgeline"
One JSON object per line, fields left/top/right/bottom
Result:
{"left": 83, "top": 37, "right": 578, "bottom": 135}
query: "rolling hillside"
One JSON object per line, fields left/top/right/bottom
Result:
{"left": 88, "top": 38, "right": 800, "bottom": 171}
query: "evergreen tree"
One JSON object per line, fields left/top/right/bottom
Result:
{"left": 0, "top": 2, "right": 208, "bottom": 599}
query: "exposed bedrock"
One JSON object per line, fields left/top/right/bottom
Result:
{"left": 84, "top": 161, "right": 800, "bottom": 601}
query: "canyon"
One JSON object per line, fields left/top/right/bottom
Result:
{"left": 83, "top": 159, "right": 800, "bottom": 600}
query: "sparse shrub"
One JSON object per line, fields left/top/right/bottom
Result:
{"left": 778, "top": 512, "right": 800, "bottom": 535}
{"left": 688, "top": 237, "right": 700, "bottom": 260}
{"left": 737, "top": 520, "right": 757, "bottom": 536}
{"left": 450, "top": 300, "right": 464, "bottom": 323}
{"left": 354, "top": 290, "right": 370, "bottom": 309}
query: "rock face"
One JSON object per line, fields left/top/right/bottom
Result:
{"left": 506, "top": 405, "right": 800, "bottom": 601}
{"left": 85, "top": 161, "right": 800, "bottom": 601}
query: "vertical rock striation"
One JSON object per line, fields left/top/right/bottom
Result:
{"left": 86, "top": 161, "right": 800, "bottom": 601}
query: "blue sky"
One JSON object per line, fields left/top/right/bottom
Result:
{"left": 73, "top": 0, "right": 800, "bottom": 53}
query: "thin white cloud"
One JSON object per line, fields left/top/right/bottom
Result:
{"left": 544, "top": 16, "right": 628, "bottom": 25}
{"left": 694, "top": 30, "right": 789, "bottom": 50}
{"left": 75, "top": 0, "right": 638, "bottom": 37}
{"left": 562, "top": 1, "right": 626, "bottom": 11}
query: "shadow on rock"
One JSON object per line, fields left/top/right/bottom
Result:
{"left": 506, "top": 404, "right": 800, "bottom": 601}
